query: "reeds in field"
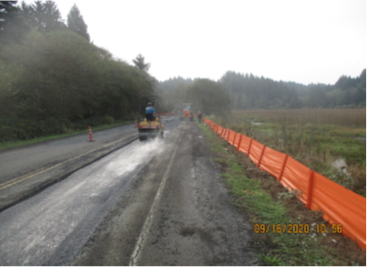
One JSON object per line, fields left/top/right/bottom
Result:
{"left": 217, "top": 109, "right": 366, "bottom": 196}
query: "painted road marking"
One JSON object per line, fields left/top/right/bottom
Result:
{"left": 0, "top": 133, "right": 138, "bottom": 191}
{"left": 129, "top": 127, "right": 183, "bottom": 266}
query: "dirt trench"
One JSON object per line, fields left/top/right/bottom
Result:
{"left": 72, "top": 122, "right": 258, "bottom": 265}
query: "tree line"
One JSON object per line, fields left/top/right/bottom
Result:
{"left": 155, "top": 77, "right": 231, "bottom": 117}
{"left": 1, "top": 1, "right": 364, "bottom": 143}
{"left": 298, "top": 70, "right": 366, "bottom": 108}
{"left": 156, "top": 69, "right": 366, "bottom": 112}
{"left": 0, "top": 1, "right": 156, "bottom": 142}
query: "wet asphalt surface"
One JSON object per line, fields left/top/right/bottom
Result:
{"left": 72, "top": 121, "right": 258, "bottom": 266}
{"left": 0, "top": 118, "right": 180, "bottom": 265}
{"left": 0, "top": 124, "right": 137, "bottom": 185}
{"left": 136, "top": 123, "right": 257, "bottom": 265}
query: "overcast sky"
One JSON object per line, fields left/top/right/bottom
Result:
{"left": 22, "top": 0, "right": 366, "bottom": 85}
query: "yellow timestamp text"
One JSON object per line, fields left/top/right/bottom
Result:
{"left": 254, "top": 223, "right": 343, "bottom": 234}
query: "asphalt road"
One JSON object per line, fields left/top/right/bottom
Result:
{"left": 0, "top": 124, "right": 137, "bottom": 185}
{"left": 0, "top": 117, "right": 180, "bottom": 265}
{"left": 0, "top": 119, "right": 257, "bottom": 265}
{"left": 73, "top": 122, "right": 258, "bottom": 265}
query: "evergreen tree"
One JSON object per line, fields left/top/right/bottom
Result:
{"left": 133, "top": 54, "right": 150, "bottom": 71}
{"left": 67, "top": 4, "right": 90, "bottom": 41}
{"left": 354, "top": 85, "right": 366, "bottom": 105}
{"left": 0, "top": 1, "right": 29, "bottom": 44}
{"left": 27, "top": 1, "right": 64, "bottom": 32}
{"left": 0, "top": 1, "right": 17, "bottom": 31}
{"left": 220, "top": 71, "right": 302, "bottom": 109}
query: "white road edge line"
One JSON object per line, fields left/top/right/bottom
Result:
{"left": 129, "top": 129, "right": 183, "bottom": 266}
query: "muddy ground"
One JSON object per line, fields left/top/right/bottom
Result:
{"left": 72, "top": 122, "right": 258, "bottom": 265}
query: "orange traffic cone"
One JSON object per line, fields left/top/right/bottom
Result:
{"left": 88, "top": 126, "right": 93, "bottom": 141}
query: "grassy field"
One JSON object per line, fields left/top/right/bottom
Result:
{"left": 209, "top": 109, "right": 366, "bottom": 197}
{"left": 197, "top": 119, "right": 365, "bottom": 265}
{"left": 0, "top": 121, "right": 134, "bottom": 151}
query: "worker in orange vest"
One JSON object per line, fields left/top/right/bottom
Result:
{"left": 184, "top": 109, "right": 190, "bottom": 118}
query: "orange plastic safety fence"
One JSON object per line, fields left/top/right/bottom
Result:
{"left": 310, "top": 172, "right": 366, "bottom": 249}
{"left": 216, "top": 126, "right": 223, "bottom": 135}
{"left": 259, "top": 146, "right": 288, "bottom": 179}
{"left": 222, "top": 129, "right": 229, "bottom": 140}
{"left": 248, "top": 139, "right": 265, "bottom": 165}
{"left": 227, "top": 130, "right": 236, "bottom": 145}
{"left": 280, "top": 156, "right": 310, "bottom": 204}
{"left": 237, "top": 135, "right": 252, "bottom": 154}
{"left": 203, "top": 117, "right": 366, "bottom": 250}
{"left": 233, "top": 133, "right": 241, "bottom": 148}
{"left": 220, "top": 128, "right": 224, "bottom": 138}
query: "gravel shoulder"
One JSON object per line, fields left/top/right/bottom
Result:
{"left": 72, "top": 122, "right": 258, "bottom": 265}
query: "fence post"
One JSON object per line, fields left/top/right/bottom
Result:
{"left": 221, "top": 129, "right": 226, "bottom": 138}
{"left": 306, "top": 170, "right": 315, "bottom": 209}
{"left": 236, "top": 134, "right": 243, "bottom": 151}
{"left": 220, "top": 127, "right": 225, "bottom": 137}
{"left": 232, "top": 132, "right": 237, "bottom": 146}
{"left": 278, "top": 154, "right": 288, "bottom": 182}
{"left": 247, "top": 138, "right": 253, "bottom": 157}
{"left": 257, "top": 145, "right": 266, "bottom": 168}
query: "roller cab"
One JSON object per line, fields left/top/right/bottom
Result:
{"left": 137, "top": 95, "right": 165, "bottom": 141}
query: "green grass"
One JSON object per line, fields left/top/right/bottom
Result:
{"left": 211, "top": 110, "right": 366, "bottom": 197}
{"left": 197, "top": 120, "right": 344, "bottom": 266}
{"left": 0, "top": 121, "right": 133, "bottom": 151}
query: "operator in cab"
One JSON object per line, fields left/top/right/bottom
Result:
{"left": 146, "top": 102, "right": 156, "bottom": 121}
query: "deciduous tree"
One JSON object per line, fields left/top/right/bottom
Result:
{"left": 188, "top": 79, "right": 230, "bottom": 116}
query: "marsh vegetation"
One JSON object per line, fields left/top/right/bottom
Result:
{"left": 211, "top": 109, "right": 366, "bottom": 196}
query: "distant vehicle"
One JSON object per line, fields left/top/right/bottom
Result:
{"left": 137, "top": 95, "right": 164, "bottom": 141}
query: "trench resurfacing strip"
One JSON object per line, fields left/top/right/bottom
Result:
{"left": 129, "top": 127, "right": 183, "bottom": 266}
